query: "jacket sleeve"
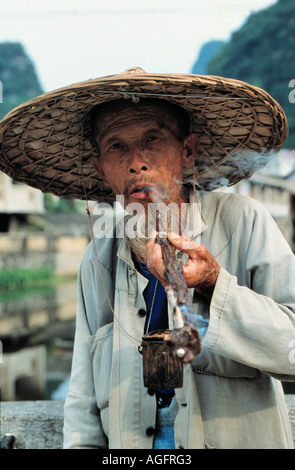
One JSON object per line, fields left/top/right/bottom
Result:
{"left": 204, "top": 197, "right": 295, "bottom": 380}
{"left": 63, "top": 257, "right": 108, "bottom": 449}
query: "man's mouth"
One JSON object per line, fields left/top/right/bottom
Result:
{"left": 129, "top": 184, "right": 155, "bottom": 200}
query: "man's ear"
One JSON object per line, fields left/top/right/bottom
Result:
{"left": 92, "top": 157, "right": 109, "bottom": 186}
{"left": 182, "top": 134, "right": 199, "bottom": 168}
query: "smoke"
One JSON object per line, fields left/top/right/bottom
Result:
{"left": 91, "top": 149, "right": 276, "bottom": 241}
{"left": 188, "top": 148, "right": 277, "bottom": 192}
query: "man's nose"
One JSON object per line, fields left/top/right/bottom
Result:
{"left": 128, "top": 152, "right": 150, "bottom": 174}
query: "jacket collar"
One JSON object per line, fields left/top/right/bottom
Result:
{"left": 183, "top": 189, "right": 208, "bottom": 240}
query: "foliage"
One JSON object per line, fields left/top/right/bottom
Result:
{"left": 44, "top": 193, "right": 84, "bottom": 214}
{"left": 191, "top": 40, "right": 226, "bottom": 75}
{"left": 0, "top": 266, "right": 54, "bottom": 292}
{"left": 0, "top": 282, "right": 55, "bottom": 303}
{"left": 0, "top": 42, "right": 82, "bottom": 213}
{"left": 206, "top": 0, "right": 295, "bottom": 148}
{"left": 0, "top": 42, "right": 43, "bottom": 119}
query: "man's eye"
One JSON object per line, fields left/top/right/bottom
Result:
{"left": 108, "top": 143, "right": 123, "bottom": 151}
{"left": 145, "top": 135, "right": 159, "bottom": 143}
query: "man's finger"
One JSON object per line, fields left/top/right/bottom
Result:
{"left": 167, "top": 232, "right": 200, "bottom": 252}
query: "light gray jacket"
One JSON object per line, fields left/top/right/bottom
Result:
{"left": 63, "top": 191, "right": 295, "bottom": 449}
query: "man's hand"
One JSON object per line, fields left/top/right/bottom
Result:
{"left": 146, "top": 232, "right": 220, "bottom": 299}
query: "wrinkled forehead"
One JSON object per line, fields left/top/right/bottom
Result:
{"left": 90, "top": 98, "right": 190, "bottom": 144}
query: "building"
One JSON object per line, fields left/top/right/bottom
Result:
{"left": 231, "top": 150, "right": 295, "bottom": 247}
{"left": 0, "top": 172, "right": 44, "bottom": 232}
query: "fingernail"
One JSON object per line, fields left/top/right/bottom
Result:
{"left": 169, "top": 231, "right": 180, "bottom": 240}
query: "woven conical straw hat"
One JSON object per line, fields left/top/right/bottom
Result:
{"left": 0, "top": 67, "right": 288, "bottom": 202}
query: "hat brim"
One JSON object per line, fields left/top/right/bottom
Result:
{"left": 0, "top": 69, "right": 288, "bottom": 201}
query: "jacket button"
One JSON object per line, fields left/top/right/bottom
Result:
{"left": 138, "top": 308, "right": 147, "bottom": 318}
{"left": 146, "top": 427, "right": 155, "bottom": 437}
{"left": 148, "top": 388, "right": 155, "bottom": 396}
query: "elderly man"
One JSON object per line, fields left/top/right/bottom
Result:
{"left": 90, "top": 97, "right": 219, "bottom": 297}
{"left": 0, "top": 68, "right": 295, "bottom": 449}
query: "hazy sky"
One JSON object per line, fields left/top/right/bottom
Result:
{"left": 0, "top": 0, "right": 277, "bottom": 92}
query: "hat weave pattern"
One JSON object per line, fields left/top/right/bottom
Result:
{"left": 0, "top": 70, "right": 288, "bottom": 201}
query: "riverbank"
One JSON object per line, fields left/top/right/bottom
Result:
{"left": 0, "top": 231, "right": 90, "bottom": 277}
{"left": 0, "top": 218, "right": 90, "bottom": 402}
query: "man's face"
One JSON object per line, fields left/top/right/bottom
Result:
{"left": 92, "top": 102, "right": 198, "bottom": 209}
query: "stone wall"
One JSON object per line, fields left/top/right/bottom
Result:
{"left": 0, "top": 400, "right": 64, "bottom": 449}
{"left": 0, "top": 233, "right": 90, "bottom": 276}
{"left": 1, "top": 397, "right": 295, "bottom": 449}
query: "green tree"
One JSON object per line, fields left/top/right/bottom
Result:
{"left": 0, "top": 42, "right": 43, "bottom": 119}
{"left": 207, "top": 0, "right": 295, "bottom": 148}
{"left": 0, "top": 43, "right": 81, "bottom": 212}
{"left": 191, "top": 40, "right": 226, "bottom": 75}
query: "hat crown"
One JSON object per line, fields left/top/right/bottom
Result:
{"left": 123, "top": 67, "right": 146, "bottom": 74}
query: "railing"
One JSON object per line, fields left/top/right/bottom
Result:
{"left": 1, "top": 396, "right": 295, "bottom": 449}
